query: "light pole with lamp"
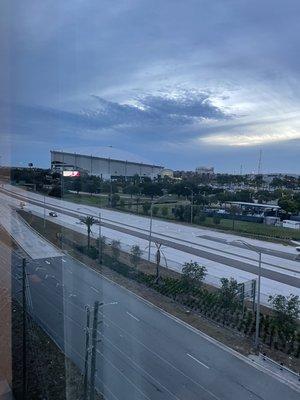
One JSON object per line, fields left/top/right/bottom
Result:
{"left": 228, "top": 239, "right": 262, "bottom": 350}
{"left": 43, "top": 194, "right": 46, "bottom": 233}
{"left": 98, "top": 211, "right": 103, "bottom": 264}
{"left": 148, "top": 194, "right": 172, "bottom": 261}
{"left": 184, "top": 187, "right": 194, "bottom": 224}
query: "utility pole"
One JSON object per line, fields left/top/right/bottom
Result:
{"left": 257, "top": 149, "right": 262, "bottom": 175}
{"left": 22, "top": 258, "right": 27, "bottom": 400}
{"left": 83, "top": 306, "right": 91, "bottom": 400}
{"left": 89, "top": 301, "right": 100, "bottom": 400}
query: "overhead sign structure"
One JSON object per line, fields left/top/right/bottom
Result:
{"left": 63, "top": 170, "right": 80, "bottom": 177}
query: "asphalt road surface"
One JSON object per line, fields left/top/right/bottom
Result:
{"left": 1, "top": 186, "right": 299, "bottom": 290}
{"left": 1, "top": 243, "right": 299, "bottom": 400}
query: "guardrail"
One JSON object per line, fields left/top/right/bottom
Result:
{"left": 259, "top": 353, "right": 300, "bottom": 381}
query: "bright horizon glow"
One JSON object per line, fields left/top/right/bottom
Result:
{"left": 200, "top": 131, "right": 300, "bottom": 146}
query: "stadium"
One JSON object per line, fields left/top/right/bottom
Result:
{"left": 51, "top": 150, "right": 164, "bottom": 180}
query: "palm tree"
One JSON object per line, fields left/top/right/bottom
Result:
{"left": 80, "top": 216, "right": 97, "bottom": 249}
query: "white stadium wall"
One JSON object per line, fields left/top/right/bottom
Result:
{"left": 51, "top": 151, "right": 163, "bottom": 180}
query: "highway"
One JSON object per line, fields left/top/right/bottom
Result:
{"left": 1, "top": 241, "right": 299, "bottom": 400}
{"left": 0, "top": 184, "right": 299, "bottom": 304}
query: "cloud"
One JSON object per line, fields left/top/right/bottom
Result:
{"left": 200, "top": 131, "right": 300, "bottom": 146}
{"left": 1, "top": 0, "right": 300, "bottom": 172}
{"left": 1, "top": 90, "right": 229, "bottom": 142}
{"left": 90, "top": 91, "right": 229, "bottom": 127}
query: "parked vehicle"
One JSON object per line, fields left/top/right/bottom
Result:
{"left": 49, "top": 211, "right": 58, "bottom": 217}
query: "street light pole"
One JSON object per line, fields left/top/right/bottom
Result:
{"left": 148, "top": 194, "right": 170, "bottom": 261}
{"left": 184, "top": 187, "right": 194, "bottom": 224}
{"left": 43, "top": 195, "right": 46, "bottom": 232}
{"left": 148, "top": 204, "right": 153, "bottom": 261}
{"left": 98, "top": 212, "right": 102, "bottom": 265}
{"left": 255, "top": 251, "right": 262, "bottom": 349}
{"left": 190, "top": 190, "right": 194, "bottom": 224}
{"left": 230, "top": 239, "right": 262, "bottom": 350}
{"left": 83, "top": 306, "right": 90, "bottom": 400}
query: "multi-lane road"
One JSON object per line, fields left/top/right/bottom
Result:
{"left": 0, "top": 183, "right": 299, "bottom": 304}
{"left": 1, "top": 241, "right": 299, "bottom": 400}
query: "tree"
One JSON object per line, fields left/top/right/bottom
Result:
{"left": 169, "top": 182, "right": 196, "bottom": 198}
{"left": 182, "top": 261, "right": 207, "bottom": 287}
{"left": 161, "top": 206, "right": 169, "bottom": 217}
{"left": 142, "top": 202, "right": 151, "bottom": 214}
{"left": 83, "top": 179, "right": 97, "bottom": 195}
{"left": 268, "top": 294, "right": 300, "bottom": 340}
{"left": 123, "top": 184, "right": 140, "bottom": 198}
{"left": 80, "top": 216, "right": 97, "bottom": 249}
{"left": 212, "top": 214, "right": 221, "bottom": 225}
{"left": 235, "top": 190, "right": 253, "bottom": 203}
{"left": 111, "top": 240, "right": 121, "bottom": 262}
{"left": 173, "top": 205, "right": 185, "bottom": 221}
{"left": 48, "top": 185, "right": 62, "bottom": 198}
{"left": 73, "top": 177, "right": 82, "bottom": 194}
{"left": 278, "top": 198, "right": 298, "bottom": 214}
{"left": 130, "top": 245, "right": 142, "bottom": 269}
{"left": 119, "top": 199, "right": 125, "bottom": 208}
{"left": 110, "top": 193, "right": 120, "bottom": 208}
{"left": 141, "top": 182, "right": 163, "bottom": 198}
{"left": 218, "top": 277, "right": 240, "bottom": 311}
{"left": 253, "top": 174, "right": 264, "bottom": 188}
{"left": 152, "top": 206, "right": 159, "bottom": 216}
{"left": 195, "top": 211, "right": 206, "bottom": 223}
{"left": 270, "top": 177, "right": 284, "bottom": 188}
{"left": 173, "top": 205, "right": 191, "bottom": 222}
{"left": 96, "top": 235, "right": 106, "bottom": 264}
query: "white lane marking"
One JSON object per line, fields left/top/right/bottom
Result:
{"left": 99, "top": 311, "right": 221, "bottom": 400}
{"left": 91, "top": 286, "right": 100, "bottom": 293}
{"left": 96, "top": 349, "right": 152, "bottom": 400}
{"left": 187, "top": 353, "right": 210, "bottom": 369}
{"left": 126, "top": 311, "right": 140, "bottom": 322}
{"left": 96, "top": 335, "right": 181, "bottom": 400}
{"left": 105, "top": 301, "right": 118, "bottom": 306}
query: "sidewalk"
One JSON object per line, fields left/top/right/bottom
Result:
{"left": 249, "top": 353, "right": 300, "bottom": 390}
{"left": 0, "top": 203, "right": 62, "bottom": 259}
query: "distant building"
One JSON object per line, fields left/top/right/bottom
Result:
{"left": 51, "top": 150, "right": 164, "bottom": 180}
{"left": 282, "top": 220, "right": 300, "bottom": 230}
{"left": 159, "top": 169, "right": 174, "bottom": 179}
{"left": 195, "top": 166, "right": 215, "bottom": 177}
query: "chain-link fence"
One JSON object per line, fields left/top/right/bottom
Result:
{"left": 102, "top": 235, "right": 275, "bottom": 306}
{"left": 99, "top": 235, "right": 270, "bottom": 305}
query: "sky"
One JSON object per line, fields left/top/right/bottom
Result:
{"left": 1, "top": 0, "right": 300, "bottom": 173}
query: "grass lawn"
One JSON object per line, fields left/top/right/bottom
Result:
{"left": 63, "top": 192, "right": 108, "bottom": 207}
{"left": 201, "top": 217, "right": 300, "bottom": 241}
